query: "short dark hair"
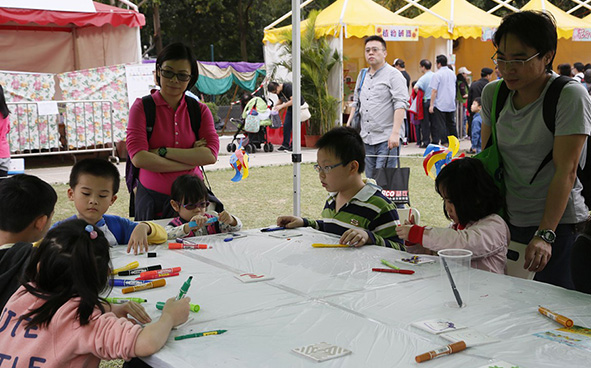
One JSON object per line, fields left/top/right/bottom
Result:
{"left": 420, "top": 59, "right": 432, "bottom": 70}
{"left": 558, "top": 63, "right": 572, "bottom": 77}
{"left": 69, "top": 158, "right": 120, "bottom": 194}
{"left": 435, "top": 158, "right": 502, "bottom": 226}
{"left": 316, "top": 126, "right": 365, "bottom": 173}
{"left": 364, "top": 35, "right": 387, "bottom": 50}
{"left": 22, "top": 219, "right": 111, "bottom": 329}
{"left": 585, "top": 63, "right": 591, "bottom": 71}
{"left": 394, "top": 59, "right": 405, "bottom": 68}
{"left": 0, "top": 174, "right": 57, "bottom": 233}
{"left": 481, "top": 67, "right": 493, "bottom": 77}
{"left": 473, "top": 97, "right": 482, "bottom": 105}
{"left": 170, "top": 174, "right": 208, "bottom": 205}
{"left": 436, "top": 55, "right": 447, "bottom": 66}
{"left": 267, "top": 81, "right": 279, "bottom": 94}
{"left": 493, "top": 11, "right": 557, "bottom": 73}
{"left": 155, "top": 42, "right": 198, "bottom": 91}
{"left": 0, "top": 84, "right": 10, "bottom": 119}
{"left": 574, "top": 62, "right": 584, "bottom": 72}
{"left": 584, "top": 69, "right": 591, "bottom": 84}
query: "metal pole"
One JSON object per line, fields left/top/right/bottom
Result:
{"left": 211, "top": 44, "right": 215, "bottom": 103}
{"left": 292, "top": 0, "right": 302, "bottom": 216}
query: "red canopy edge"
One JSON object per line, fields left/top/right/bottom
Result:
{"left": 0, "top": 2, "right": 145, "bottom": 28}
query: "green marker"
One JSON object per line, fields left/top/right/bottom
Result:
{"left": 174, "top": 329, "right": 227, "bottom": 341}
{"left": 105, "top": 297, "right": 147, "bottom": 304}
{"left": 156, "top": 301, "right": 200, "bottom": 313}
{"left": 381, "top": 259, "right": 400, "bottom": 270}
{"left": 176, "top": 276, "right": 193, "bottom": 300}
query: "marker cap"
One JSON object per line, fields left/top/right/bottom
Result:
{"left": 147, "top": 252, "right": 157, "bottom": 258}
{"left": 169, "top": 243, "right": 183, "bottom": 249}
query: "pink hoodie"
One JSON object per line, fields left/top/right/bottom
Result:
{"left": 0, "top": 286, "right": 142, "bottom": 367}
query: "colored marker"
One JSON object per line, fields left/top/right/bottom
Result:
{"left": 441, "top": 257, "right": 464, "bottom": 308}
{"left": 122, "top": 278, "right": 166, "bottom": 294}
{"left": 174, "top": 329, "right": 227, "bottom": 341}
{"left": 205, "top": 216, "right": 218, "bottom": 224}
{"left": 109, "top": 279, "right": 151, "bottom": 287}
{"left": 224, "top": 236, "right": 234, "bottom": 242}
{"left": 111, "top": 261, "right": 139, "bottom": 275}
{"left": 311, "top": 243, "right": 351, "bottom": 248}
{"left": 136, "top": 272, "right": 179, "bottom": 281}
{"left": 380, "top": 259, "right": 400, "bottom": 270}
{"left": 169, "top": 243, "right": 210, "bottom": 250}
{"left": 138, "top": 267, "right": 181, "bottom": 279}
{"left": 260, "top": 226, "right": 286, "bottom": 232}
{"left": 156, "top": 301, "right": 200, "bottom": 313}
{"left": 177, "top": 276, "right": 193, "bottom": 300}
{"left": 415, "top": 341, "right": 467, "bottom": 363}
{"left": 539, "top": 306, "right": 574, "bottom": 328}
{"left": 188, "top": 221, "right": 197, "bottom": 228}
{"left": 105, "top": 297, "right": 147, "bottom": 304}
{"left": 118, "top": 265, "right": 162, "bottom": 276}
{"left": 372, "top": 268, "right": 415, "bottom": 275}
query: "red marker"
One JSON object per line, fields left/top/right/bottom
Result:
{"left": 137, "top": 267, "right": 181, "bottom": 280}
{"left": 372, "top": 268, "right": 415, "bottom": 275}
{"left": 136, "top": 272, "right": 179, "bottom": 280}
{"left": 169, "top": 243, "right": 210, "bottom": 250}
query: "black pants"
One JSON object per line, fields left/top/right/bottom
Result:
{"left": 134, "top": 181, "right": 176, "bottom": 221}
{"left": 421, "top": 100, "right": 432, "bottom": 146}
{"left": 282, "top": 108, "right": 293, "bottom": 148}
{"left": 432, "top": 108, "right": 457, "bottom": 145}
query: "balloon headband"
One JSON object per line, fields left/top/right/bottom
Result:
{"left": 85, "top": 224, "right": 98, "bottom": 239}
{"left": 422, "top": 136, "right": 464, "bottom": 180}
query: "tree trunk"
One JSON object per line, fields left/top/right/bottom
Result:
{"left": 153, "top": 3, "right": 163, "bottom": 54}
{"left": 237, "top": 0, "right": 248, "bottom": 61}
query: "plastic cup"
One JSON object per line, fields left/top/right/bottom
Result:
{"left": 437, "top": 249, "right": 472, "bottom": 308}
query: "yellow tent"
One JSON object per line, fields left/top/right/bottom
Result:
{"left": 522, "top": 0, "right": 591, "bottom": 39}
{"left": 263, "top": 0, "right": 414, "bottom": 44}
{"left": 412, "top": 0, "right": 502, "bottom": 40}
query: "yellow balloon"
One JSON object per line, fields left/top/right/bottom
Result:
{"left": 448, "top": 135, "right": 460, "bottom": 157}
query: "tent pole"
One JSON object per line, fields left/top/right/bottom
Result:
{"left": 339, "top": 25, "right": 344, "bottom": 126}
{"left": 292, "top": 0, "right": 302, "bottom": 217}
{"left": 117, "top": 0, "right": 142, "bottom": 62}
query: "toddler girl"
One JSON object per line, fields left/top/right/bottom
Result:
{"left": 166, "top": 174, "right": 242, "bottom": 239}
{"left": 396, "top": 158, "right": 509, "bottom": 273}
{"left": 0, "top": 220, "right": 190, "bottom": 366}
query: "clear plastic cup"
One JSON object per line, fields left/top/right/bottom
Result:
{"left": 437, "top": 249, "right": 472, "bottom": 308}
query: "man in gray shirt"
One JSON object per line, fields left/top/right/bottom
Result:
{"left": 429, "top": 55, "right": 457, "bottom": 145}
{"left": 347, "top": 35, "right": 409, "bottom": 178}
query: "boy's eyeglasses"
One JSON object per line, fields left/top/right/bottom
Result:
{"left": 180, "top": 201, "right": 210, "bottom": 210}
{"left": 159, "top": 68, "right": 192, "bottom": 82}
{"left": 491, "top": 52, "right": 540, "bottom": 68}
{"left": 313, "top": 162, "right": 344, "bottom": 174}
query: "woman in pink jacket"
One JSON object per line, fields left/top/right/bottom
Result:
{"left": 0, "top": 84, "right": 10, "bottom": 178}
{"left": 396, "top": 158, "right": 509, "bottom": 273}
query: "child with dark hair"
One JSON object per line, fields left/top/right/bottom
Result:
{"left": 470, "top": 97, "right": 482, "bottom": 154}
{"left": 166, "top": 174, "right": 241, "bottom": 239}
{"left": 0, "top": 174, "right": 57, "bottom": 309}
{"left": 396, "top": 158, "right": 509, "bottom": 273}
{"left": 53, "top": 158, "right": 166, "bottom": 254}
{"left": 277, "top": 126, "right": 403, "bottom": 249}
{"left": 0, "top": 219, "right": 190, "bottom": 366}
{"left": 571, "top": 221, "right": 591, "bottom": 294}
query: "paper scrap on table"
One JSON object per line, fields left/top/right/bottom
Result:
{"left": 396, "top": 256, "right": 436, "bottom": 266}
{"left": 234, "top": 273, "right": 274, "bottom": 283}
{"left": 534, "top": 326, "right": 591, "bottom": 353}
{"left": 292, "top": 342, "right": 352, "bottom": 362}
{"left": 440, "top": 328, "right": 500, "bottom": 347}
{"left": 477, "top": 361, "right": 522, "bottom": 368}
{"left": 411, "top": 319, "right": 466, "bottom": 334}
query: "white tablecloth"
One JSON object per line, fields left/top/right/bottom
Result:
{"left": 107, "top": 228, "right": 591, "bottom": 367}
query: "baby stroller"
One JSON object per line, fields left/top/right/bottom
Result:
{"left": 226, "top": 96, "right": 274, "bottom": 153}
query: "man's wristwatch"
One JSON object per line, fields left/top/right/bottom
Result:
{"left": 534, "top": 229, "right": 556, "bottom": 244}
{"left": 158, "top": 147, "right": 167, "bottom": 157}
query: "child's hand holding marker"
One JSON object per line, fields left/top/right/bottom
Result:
{"left": 218, "top": 211, "right": 238, "bottom": 226}
{"left": 161, "top": 297, "right": 191, "bottom": 328}
{"left": 186, "top": 215, "right": 208, "bottom": 232}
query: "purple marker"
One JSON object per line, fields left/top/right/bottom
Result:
{"left": 109, "top": 279, "right": 151, "bottom": 287}
{"left": 260, "top": 226, "right": 286, "bottom": 232}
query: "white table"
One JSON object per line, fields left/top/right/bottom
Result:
{"left": 107, "top": 228, "right": 591, "bottom": 367}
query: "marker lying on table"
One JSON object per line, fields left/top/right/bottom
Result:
{"left": 136, "top": 272, "right": 179, "bottom": 281}
{"left": 109, "top": 279, "right": 151, "bottom": 287}
{"left": 415, "top": 341, "right": 466, "bottom": 363}
{"left": 118, "top": 265, "right": 162, "bottom": 276}
{"left": 380, "top": 259, "right": 399, "bottom": 270}
{"left": 137, "top": 267, "right": 181, "bottom": 279}
{"left": 105, "top": 297, "right": 147, "bottom": 304}
{"left": 111, "top": 261, "right": 139, "bottom": 275}
{"left": 174, "top": 329, "right": 227, "bottom": 341}
{"left": 156, "top": 301, "right": 200, "bottom": 312}
{"left": 122, "top": 278, "right": 166, "bottom": 294}
{"left": 169, "top": 243, "right": 210, "bottom": 250}
{"left": 538, "top": 306, "right": 574, "bottom": 328}
{"left": 311, "top": 243, "right": 351, "bottom": 248}
{"left": 372, "top": 268, "right": 414, "bottom": 275}
{"left": 260, "top": 226, "right": 286, "bottom": 232}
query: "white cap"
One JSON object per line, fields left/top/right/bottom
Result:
{"left": 458, "top": 67, "right": 472, "bottom": 75}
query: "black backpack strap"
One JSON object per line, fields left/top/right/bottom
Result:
{"left": 142, "top": 95, "right": 156, "bottom": 141}
{"left": 484, "top": 80, "right": 510, "bottom": 149}
{"left": 184, "top": 95, "right": 202, "bottom": 138}
{"left": 529, "top": 76, "right": 571, "bottom": 184}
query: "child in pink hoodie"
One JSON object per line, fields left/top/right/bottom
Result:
{"left": 396, "top": 158, "right": 509, "bottom": 274}
{"left": 0, "top": 219, "right": 190, "bottom": 367}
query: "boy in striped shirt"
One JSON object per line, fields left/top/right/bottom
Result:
{"left": 277, "top": 126, "right": 403, "bottom": 249}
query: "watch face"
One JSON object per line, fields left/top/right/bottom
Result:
{"left": 537, "top": 230, "right": 556, "bottom": 243}
{"left": 158, "top": 147, "right": 167, "bottom": 157}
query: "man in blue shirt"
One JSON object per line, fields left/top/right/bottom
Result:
{"left": 429, "top": 55, "right": 457, "bottom": 145}
{"left": 414, "top": 59, "right": 434, "bottom": 148}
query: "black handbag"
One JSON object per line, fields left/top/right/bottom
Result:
{"left": 350, "top": 68, "right": 368, "bottom": 133}
{"left": 374, "top": 163, "right": 411, "bottom": 207}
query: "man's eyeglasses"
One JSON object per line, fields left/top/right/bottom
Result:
{"left": 159, "top": 68, "right": 192, "bottom": 82}
{"left": 365, "top": 47, "right": 384, "bottom": 54}
{"left": 180, "top": 201, "right": 210, "bottom": 210}
{"left": 313, "top": 162, "right": 344, "bottom": 174}
{"left": 491, "top": 52, "right": 540, "bottom": 68}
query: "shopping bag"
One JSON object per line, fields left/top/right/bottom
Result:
{"left": 270, "top": 110, "right": 282, "bottom": 129}
{"left": 374, "top": 167, "right": 411, "bottom": 206}
{"left": 300, "top": 102, "right": 312, "bottom": 122}
{"left": 409, "top": 95, "right": 419, "bottom": 114}
{"left": 244, "top": 107, "right": 261, "bottom": 133}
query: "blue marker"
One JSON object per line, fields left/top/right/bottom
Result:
{"left": 224, "top": 236, "right": 233, "bottom": 242}
{"left": 109, "top": 279, "right": 151, "bottom": 287}
{"left": 206, "top": 217, "right": 218, "bottom": 224}
{"left": 260, "top": 226, "right": 286, "bottom": 232}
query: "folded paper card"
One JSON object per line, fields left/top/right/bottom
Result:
{"left": 292, "top": 342, "right": 352, "bottom": 362}
{"left": 234, "top": 273, "right": 274, "bottom": 283}
{"left": 411, "top": 319, "right": 466, "bottom": 334}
